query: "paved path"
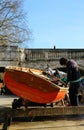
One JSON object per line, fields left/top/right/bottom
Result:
{"left": 4, "top": 116, "right": 84, "bottom": 130}
{"left": 0, "top": 95, "right": 18, "bottom": 108}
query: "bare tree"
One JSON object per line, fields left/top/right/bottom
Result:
{"left": 0, "top": 0, "right": 31, "bottom": 45}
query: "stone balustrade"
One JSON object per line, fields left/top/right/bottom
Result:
{"left": 0, "top": 45, "right": 84, "bottom": 70}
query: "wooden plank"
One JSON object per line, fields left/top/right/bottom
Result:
{"left": 12, "top": 106, "right": 84, "bottom": 117}
{"left": 0, "top": 106, "right": 84, "bottom": 118}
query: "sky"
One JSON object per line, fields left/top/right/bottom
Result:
{"left": 22, "top": 0, "right": 84, "bottom": 49}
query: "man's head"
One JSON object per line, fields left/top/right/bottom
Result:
{"left": 59, "top": 57, "right": 68, "bottom": 65}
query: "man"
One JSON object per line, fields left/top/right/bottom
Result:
{"left": 59, "top": 57, "right": 81, "bottom": 106}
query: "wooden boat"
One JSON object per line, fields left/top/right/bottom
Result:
{"left": 4, "top": 66, "right": 68, "bottom": 104}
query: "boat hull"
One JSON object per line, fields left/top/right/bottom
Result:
{"left": 4, "top": 67, "right": 68, "bottom": 103}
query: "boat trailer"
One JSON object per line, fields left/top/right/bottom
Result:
{"left": 0, "top": 105, "right": 84, "bottom": 130}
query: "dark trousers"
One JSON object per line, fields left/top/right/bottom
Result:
{"left": 69, "top": 82, "right": 80, "bottom": 106}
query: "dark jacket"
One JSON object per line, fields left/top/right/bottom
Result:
{"left": 67, "top": 59, "right": 81, "bottom": 82}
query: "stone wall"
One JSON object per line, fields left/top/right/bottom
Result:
{"left": 19, "top": 48, "right": 84, "bottom": 69}
{"left": 0, "top": 45, "right": 18, "bottom": 67}
{"left": 0, "top": 45, "right": 84, "bottom": 70}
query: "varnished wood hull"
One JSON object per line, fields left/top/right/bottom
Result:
{"left": 4, "top": 66, "right": 68, "bottom": 103}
